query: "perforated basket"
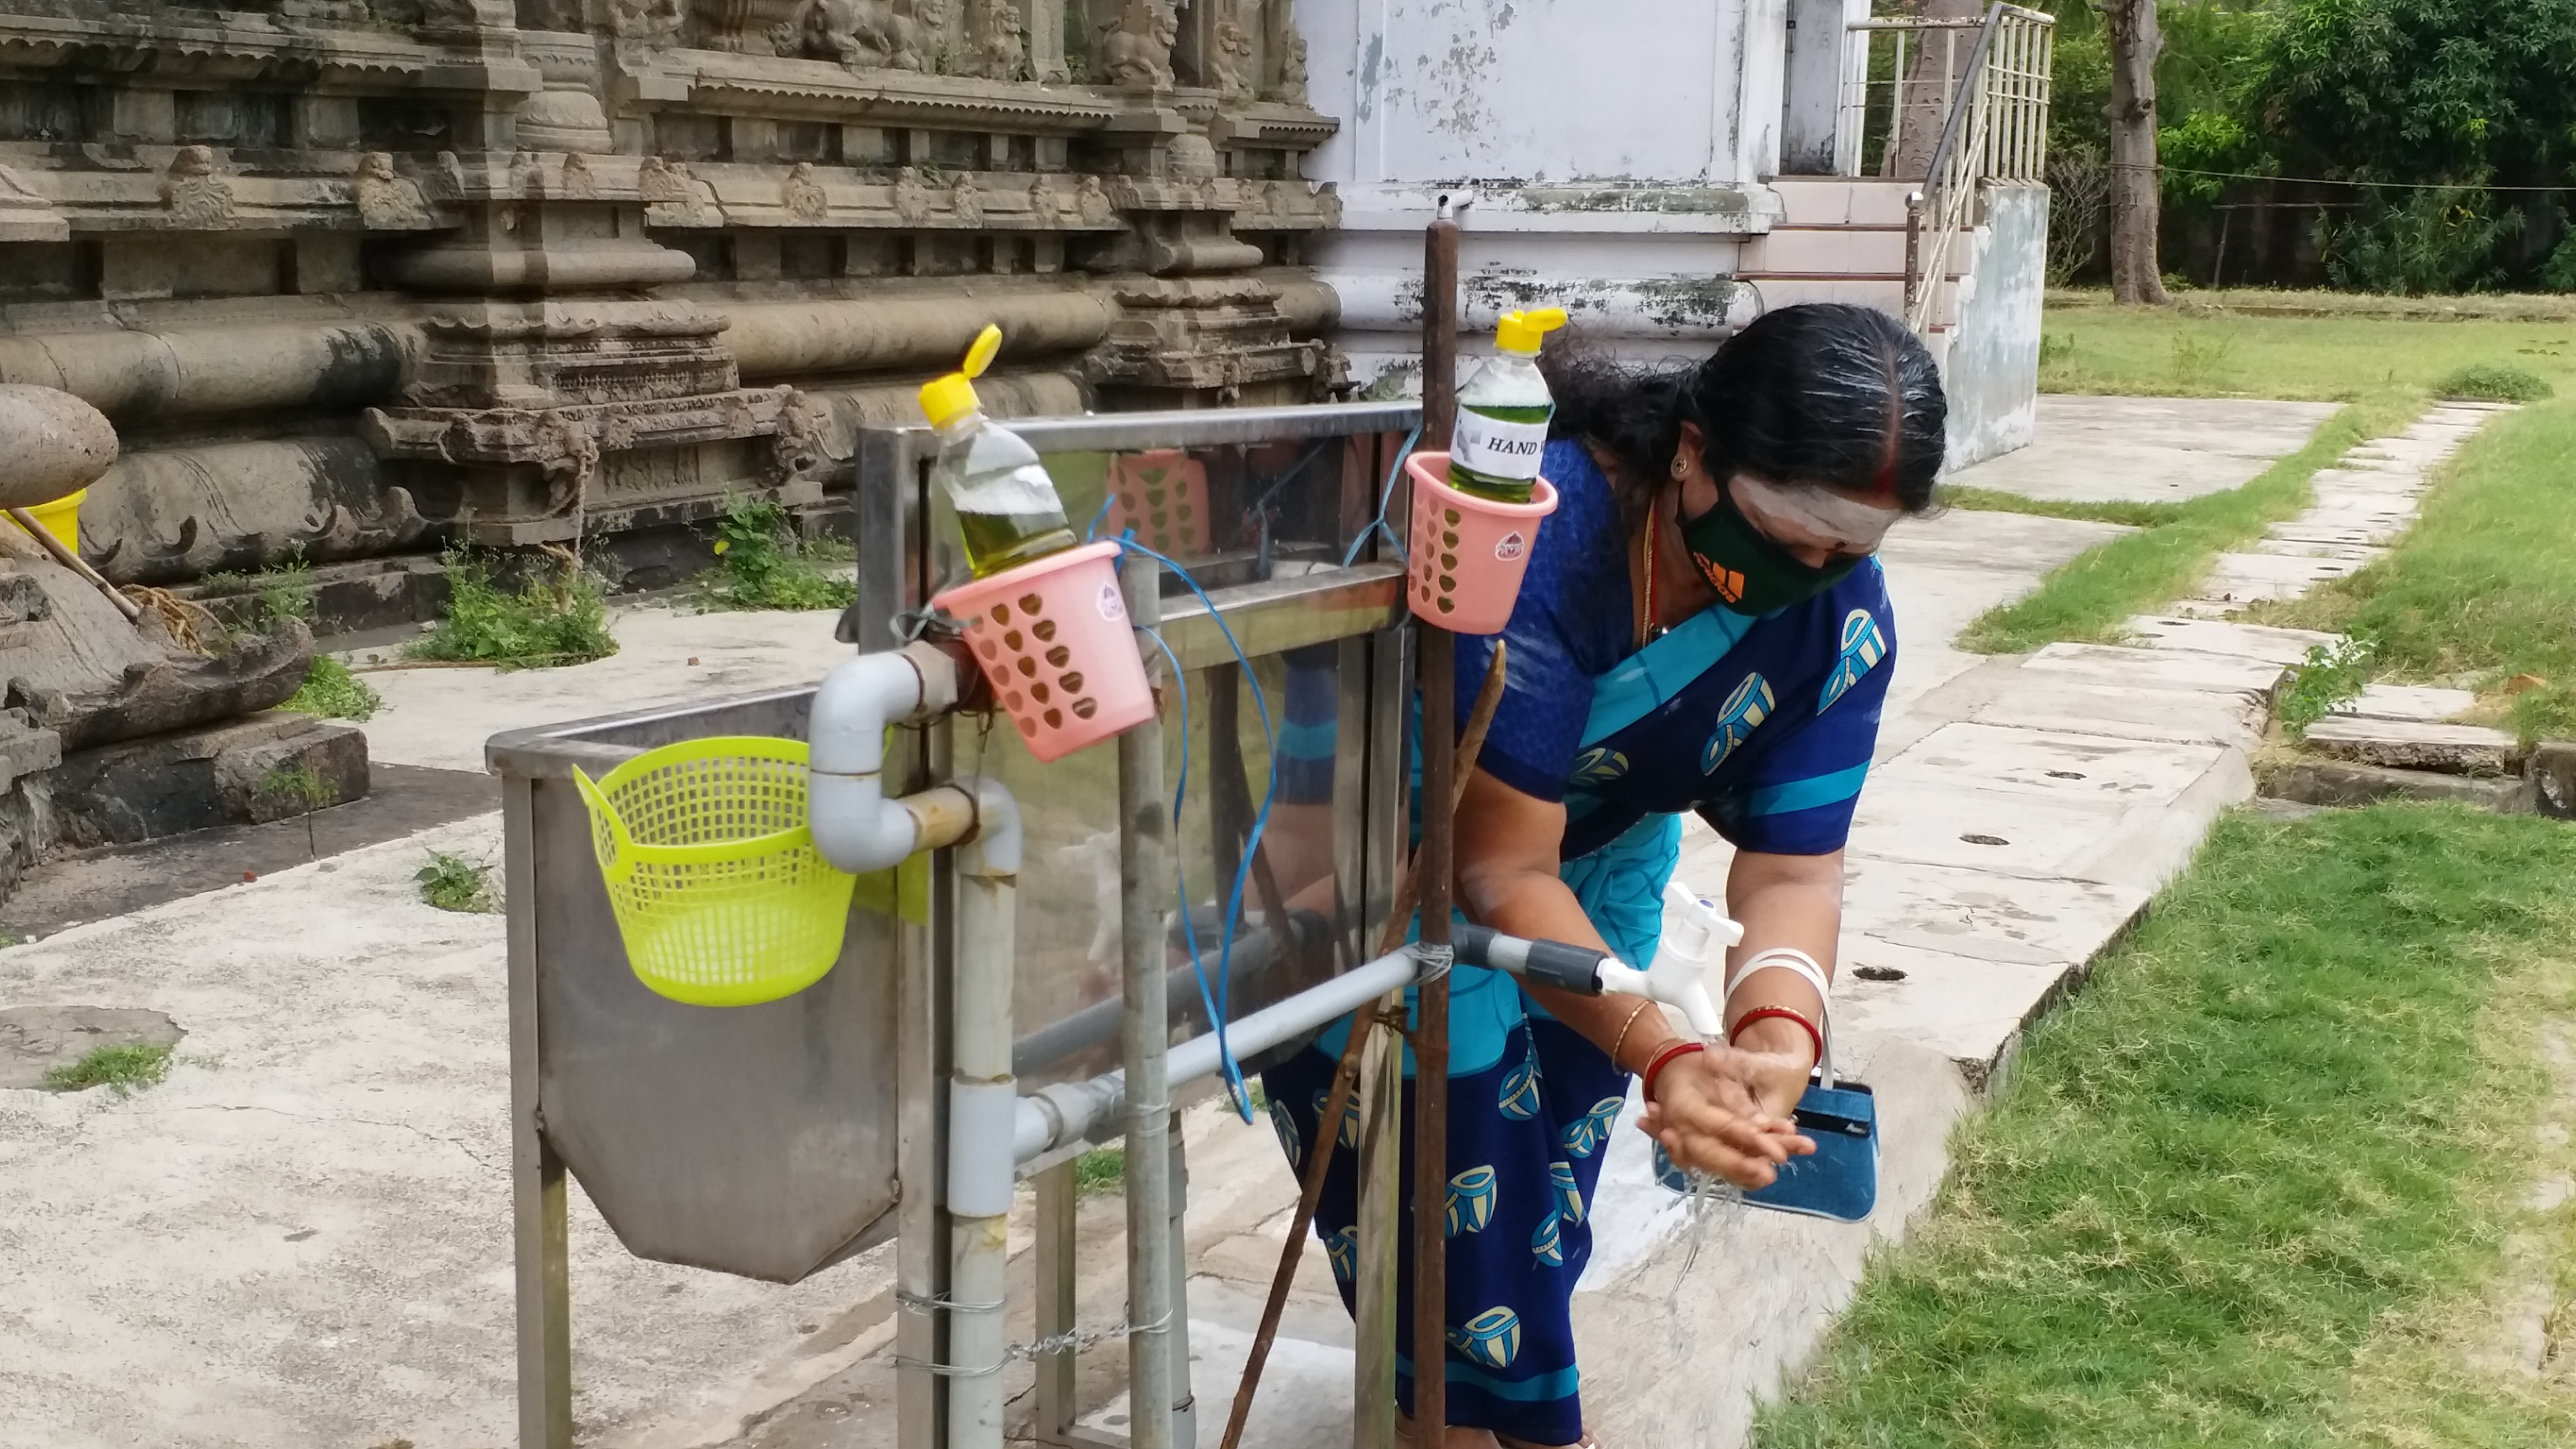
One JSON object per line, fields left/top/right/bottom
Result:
{"left": 932, "top": 540, "right": 1157, "bottom": 763}
{"left": 1404, "top": 452, "right": 1559, "bottom": 635}
{"left": 1100, "top": 449, "right": 1209, "bottom": 556}
{"left": 571, "top": 736, "right": 858, "bottom": 1008}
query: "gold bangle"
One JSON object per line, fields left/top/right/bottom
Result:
{"left": 1608, "top": 998, "right": 1654, "bottom": 1074}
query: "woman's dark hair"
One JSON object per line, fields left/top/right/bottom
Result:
{"left": 1541, "top": 302, "right": 1948, "bottom": 518}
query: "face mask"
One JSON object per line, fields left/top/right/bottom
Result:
{"left": 1678, "top": 484, "right": 1860, "bottom": 615}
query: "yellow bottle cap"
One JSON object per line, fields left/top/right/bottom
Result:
{"left": 1494, "top": 307, "right": 1568, "bottom": 356}
{"left": 918, "top": 323, "right": 1005, "bottom": 429}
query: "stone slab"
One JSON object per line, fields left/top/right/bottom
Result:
{"left": 2121, "top": 615, "right": 2338, "bottom": 665}
{"left": 1838, "top": 854, "right": 2152, "bottom": 968}
{"left": 1940, "top": 395, "right": 2337, "bottom": 504}
{"left": 2019, "top": 641, "right": 2288, "bottom": 696}
{"left": 1832, "top": 940, "right": 2081, "bottom": 1079}
{"left": 2193, "top": 551, "right": 2366, "bottom": 605}
{"left": 2249, "top": 537, "right": 2385, "bottom": 562}
{"left": 1957, "top": 673, "right": 2273, "bottom": 748}
{"left": 2266, "top": 521, "right": 2408, "bottom": 547}
{"left": 1873, "top": 721, "right": 2231, "bottom": 806}
{"left": 0, "top": 1005, "right": 186, "bottom": 1092}
{"left": 2303, "top": 716, "right": 2523, "bottom": 775}
{"left": 2264, "top": 759, "right": 2530, "bottom": 813}
{"left": 2336, "top": 683, "right": 2476, "bottom": 724}
{"left": 44, "top": 711, "right": 370, "bottom": 849}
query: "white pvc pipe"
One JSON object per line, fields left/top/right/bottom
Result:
{"left": 947, "top": 775, "right": 1021, "bottom": 1449}
{"left": 1013, "top": 945, "right": 1425, "bottom": 1163}
{"left": 807, "top": 641, "right": 962, "bottom": 874}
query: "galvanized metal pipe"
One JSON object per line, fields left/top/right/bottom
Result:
{"left": 1117, "top": 560, "right": 1178, "bottom": 1449}
{"left": 946, "top": 779, "right": 1024, "bottom": 1449}
{"left": 1012, "top": 946, "right": 1427, "bottom": 1163}
{"left": 1410, "top": 203, "right": 1462, "bottom": 1445}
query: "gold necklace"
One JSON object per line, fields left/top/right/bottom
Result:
{"left": 1639, "top": 497, "right": 1665, "bottom": 645}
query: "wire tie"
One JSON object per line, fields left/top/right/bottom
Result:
{"left": 1413, "top": 941, "right": 1453, "bottom": 985}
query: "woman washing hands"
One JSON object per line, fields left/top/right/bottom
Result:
{"left": 1260, "top": 303, "right": 1947, "bottom": 1447}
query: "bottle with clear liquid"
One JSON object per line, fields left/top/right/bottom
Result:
{"left": 920, "top": 324, "right": 1078, "bottom": 579}
{"left": 1447, "top": 307, "right": 1569, "bottom": 504}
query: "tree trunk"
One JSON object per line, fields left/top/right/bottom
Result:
{"left": 2101, "top": 0, "right": 2171, "bottom": 305}
{"left": 1892, "top": 0, "right": 1981, "bottom": 178}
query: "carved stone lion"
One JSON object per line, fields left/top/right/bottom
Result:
{"left": 1096, "top": 1, "right": 1176, "bottom": 88}
{"left": 891, "top": 166, "right": 931, "bottom": 225}
{"left": 775, "top": 0, "right": 942, "bottom": 72}
{"left": 967, "top": 0, "right": 1024, "bottom": 79}
{"left": 1212, "top": 18, "right": 1252, "bottom": 98}
{"left": 782, "top": 162, "right": 829, "bottom": 220}
{"left": 160, "top": 146, "right": 235, "bottom": 227}
{"left": 351, "top": 152, "right": 433, "bottom": 230}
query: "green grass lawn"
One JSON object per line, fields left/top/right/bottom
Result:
{"left": 1955, "top": 393, "right": 2415, "bottom": 654}
{"left": 2040, "top": 292, "right": 2576, "bottom": 401}
{"left": 2242, "top": 400, "right": 2576, "bottom": 744}
{"left": 1761, "top": 804, "right": 2576, "bottom": 1449}
{"left": 1953, "top": 300, "right": 2576, "bottom": 665}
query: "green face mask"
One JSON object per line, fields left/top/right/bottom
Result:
{"left": 1678, "top": 485, "right": 1860, "bottom": 615}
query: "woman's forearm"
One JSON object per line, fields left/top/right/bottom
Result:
{"left": 1721, "top": 848, "right": 1844, "bottom": 1064}
{"left": 1461, "top": 861, "right": 1686, "bottom": 1074}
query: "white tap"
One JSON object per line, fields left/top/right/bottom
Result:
{"left": 1592, "top": 881, "right": 1745, "bottom": 1043}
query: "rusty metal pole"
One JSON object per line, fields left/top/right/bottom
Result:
{"left": 1410, "top": 197, "right": 1461, "bottom": 1445}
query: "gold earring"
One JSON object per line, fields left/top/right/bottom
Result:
{"left": 1670, "top": 456, "right": 1689, "bottom": 481}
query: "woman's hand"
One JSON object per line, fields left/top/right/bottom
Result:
{"left": 1636, "top": 1046, "right": 1815, "bottom": 1190}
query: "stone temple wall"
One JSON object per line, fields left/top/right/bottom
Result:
{"left": 0, "top": 0, "right": 1344, "bottom": 624}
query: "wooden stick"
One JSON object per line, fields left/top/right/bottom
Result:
{"left": 1219, "top": 641, "right": 1506, "bottom": 1449}
{"left": 10, "top": 507, "right": 141, "bottom": 622}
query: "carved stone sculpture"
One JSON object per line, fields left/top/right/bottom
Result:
{"left": 1075, "top": 172, "right": 1114, "bottom": 225}
{"left": 771, "top": 389, "right": 832, "bottom": 480}
{"left": 1097, "top": 0, "right": 1176, "bottom": 88}
{"left": 949, "top": 173, "right": 983, "bottom": 226}
{"left": 967, "top": 0, "right": 1025, "bottom": 80}
{"left": 160, "top": 147, "right": 234, "bottom": 226}
{"left": 1268, "top": 32, "right": 1309, "bottom": 103}
{"left": 351, "top": 153, "right": 434, "bottom": 230}
{"left": 775, "top": 0, "right": 940, "bottom": 72}
{"left": 638, "top": 157, "right": 723, "bottom": 225}
{"left": 1212, "top": 18, "right": 1252, "bottom": 99}
{"left": 782, "top": 162, "right": 829, "bottom": 220}
{"left": 1027, "top": 173, "right": 1061, "bottom": 226}
{"left": 608, "top": 0, "right": 686, "bottom": 43}
{"left": 892, "top": 166, "right": 931, "bottom": 225}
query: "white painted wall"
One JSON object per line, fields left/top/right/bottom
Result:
{"left": 1298, "top": 0, "right": 1796, "bottom": 382}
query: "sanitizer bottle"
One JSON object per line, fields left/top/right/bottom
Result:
{"left": 920, "top": 325, "right": 1078, "bottom": 579}
{"left": 1446, "top": 307, "right": 1569, "bottom": 504}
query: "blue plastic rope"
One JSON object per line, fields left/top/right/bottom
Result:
{"left": 1341, "top": 422, "right": 1424, "bottom": 568}
{"left": 1120, "top": 536, "right": 1280, "bottom": 1124}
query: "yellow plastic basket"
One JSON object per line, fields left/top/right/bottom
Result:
{"left": 572, "top": 736, "right": 858, "bottom": 1007}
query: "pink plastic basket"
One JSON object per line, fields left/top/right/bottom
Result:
{"left": 933, "top": 541, "right": 1157, "bottom": 763}
{"left": 1101, "top": 450, "right": 1209, "bottom": 557}
{"left": 1403, "top": 452, "right": 1559, "bottom": 635}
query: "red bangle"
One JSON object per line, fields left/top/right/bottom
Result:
{"left": 1730, "top": 1006, "right": 1824, "bottom": 1070}
{"left": 1639, "top": 1040, "right": 1704, "bottom": 1106}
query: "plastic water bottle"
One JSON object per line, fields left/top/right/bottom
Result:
{"left": 1446, "top": 307, "right": 1569, "bottom": 504}
{"left": 920, "top": 324, "right": 1077, "bottom": 579}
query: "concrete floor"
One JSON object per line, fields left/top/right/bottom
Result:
{"left": 0, "top": 394, "right": 2377, "bottom": 1448}
{"left": 1947, "top": 395, "right": 2340, "bottom": 504}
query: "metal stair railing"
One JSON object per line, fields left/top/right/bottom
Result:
{"left": 1840, "top": 4, "right": 2056, "bottom": 335}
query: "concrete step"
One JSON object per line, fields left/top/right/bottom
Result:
{"left": 2262, "top": 758, "right": 2531, "bottom": 813}
{"left": 2301, "top": 716, "right": 2523, "bottom": 775}
{"left": 2333, "top": 683, "right": 2475, "bottom": 724}
{"left": 1770, "top": 176, "right": 1919, "bottom": 226}
{"left": 1736, "top": 224, "right": 1911, "bottom": 276}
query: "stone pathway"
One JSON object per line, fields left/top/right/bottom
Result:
{"left": 1943, "top": 395, "right": 2340, "bottom": 504}
{"left": 2172, "top": 401, "right": 2512, "bottom": 617}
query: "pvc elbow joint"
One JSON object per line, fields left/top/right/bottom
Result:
{"left": 808, "top": 644, "right": 963, "bottom": 874}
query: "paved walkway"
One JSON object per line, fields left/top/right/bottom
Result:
{"left": 0, "top": 396, "right": 2503, "bottom": 1448}
{"left": 1947, "top": 394, "right": 2339, "bottom": 504}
